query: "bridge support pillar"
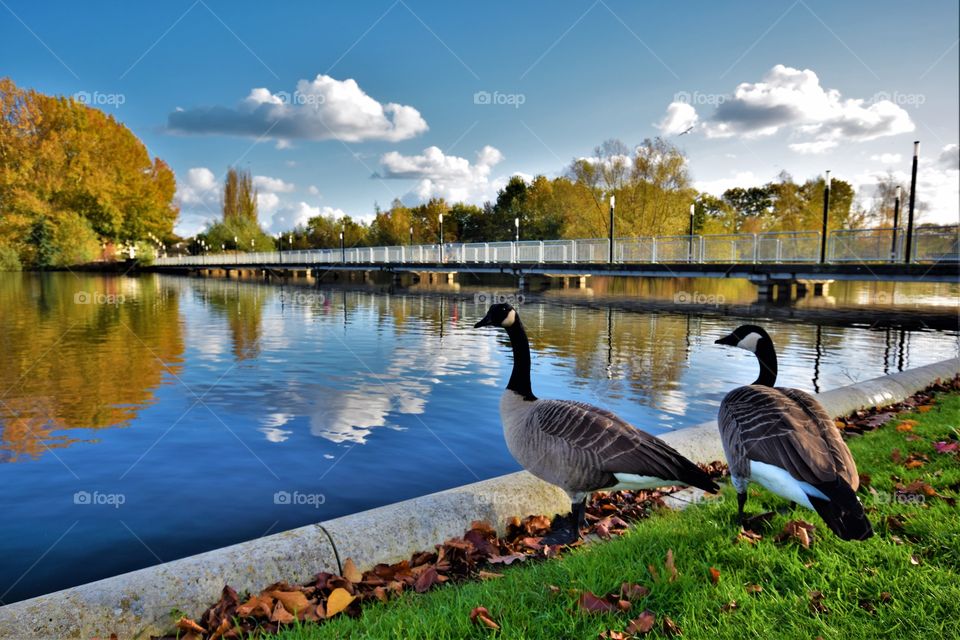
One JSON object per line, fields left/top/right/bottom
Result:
{"left": 797, "top": 279, "right": 833, "bottom": 298}
{"left": 446, "top": 272, "right": 456, "bottom": 284}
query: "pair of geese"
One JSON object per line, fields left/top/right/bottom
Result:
{"left": 474, "top": 303, "right": 872, "bottom": 544}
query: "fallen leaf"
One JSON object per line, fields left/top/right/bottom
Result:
{"left": 469, "top": 606, "right": 500, "bottom": 630}
{"left": 271, "top": 590, "right": 309, "bottom": 614}
{"left": 488, "top": 552, "right": 525, "bottom": 565}
{"left": 342, "top": 558, "right": 363, "bottom": 583}
{"left": 934, "top": 441, "right": 959, "bottom": 454}
{"left": 879, "top": 592, "right": 892, "bottom": 603}
{"left": 745, "top": 584, "right": 763, "bottom": 594}
{"left": 175, "top": 618, "right": 205, "bottom": 634}
{"left": 578, "top": 591, "right": 620, "bottom": 614}
{"left": 665, "top": 549, "right": 679, "bottom": 582}
{"left": 808, "top": 590, "right": 828, "bottom": 614}
{"left": 775, "top": 520, "right": 816, "bottom": 549}
{"left": 414, "top": 566, "right": 443, "bottom": 593}
{"left": 325, "top": 587, "right": 356, "bottom": 617}
{"left": 858, "top": 599, "right": 876, "bottom": 613}
{"left": 708, "top": 567, "right": 720, "bottom": 585}
{"left": 720, "top": 600, "right": 739, "bottom": 613}
{"left": 620, "top": 582, "right": 651, "bottom": 600}
{"left": 269, "top": 601, "right": 295, "bottom": 624}
{"left": 916, "top": 405, "right": 934, "bottom": 413}
{"left": 626, "top": 610, "right": 656, "bottom": 634}
{"left": 891, "top": 448, "right": 903, "bottom": 463}
{"left": 661, "top": 615, "right": 682, "bottom": 636}
{"left": 236, "top": 594, "right": 273, "bottom": 618}
{"left": 895, "top": 422, "right": 914, "bottom": 432}
{"left": 910, "top": 555, "right": 921, "bottom": 566}
{"left": 647, "top": 564, "right": 660, "bottom": 583}
{"left": 735, "top": 529, "right": 763, "bottom": 545}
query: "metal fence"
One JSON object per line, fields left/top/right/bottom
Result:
{"left": 155, "top": 226, "right": 959, "bottom": 267}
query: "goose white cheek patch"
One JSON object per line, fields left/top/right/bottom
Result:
{"left": 737, "top": 332, "right": 762, "bottom": 353}
{"left": 501, "top": 309, "right": 516, "bottom": 327}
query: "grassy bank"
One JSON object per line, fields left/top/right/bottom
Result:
{"left": 268, "top": 393, "right": 960, "bottom": 640}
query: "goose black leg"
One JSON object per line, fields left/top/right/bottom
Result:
{"left": 736, "top": 492, "right": 748, "bottom": 526}
{"left": 543, "top": 501, "right": 583, "bottom": 545}
{"left": 572, "top": 498, "right": 587, "bottom": 531}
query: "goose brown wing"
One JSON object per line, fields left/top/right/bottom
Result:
{"left": 721, "top": 385, "right": 853, "bottom": 486}
{"left": 531, "top": 400, "right": 717, "bottom": 491}
{"left": 776, "top": 387, "right": 859, "bottom": 489}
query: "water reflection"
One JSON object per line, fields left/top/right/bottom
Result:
{"left": 0, "top": 274, "right": 183, "bottom": 462}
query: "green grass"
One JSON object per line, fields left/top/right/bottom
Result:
{"left": 272, "top": 394, "right": 960, "bottom": 640}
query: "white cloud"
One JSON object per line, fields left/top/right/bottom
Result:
{"left": 656, "top": 101, "right": 698, "bottom": 135}
{"left": 257, "top": 191, "right": 281, "bottom": 214}
{"left": 850, "top": 157, "right": 959, "bottom": 226}
{"left": 307, "top": 185, "right": 321, "bottom": 196}
{"left": 377, "top": 145, "right": 505, "bottom": 203}
{"left": 267, "top": 202, "right": 346, "bottom": 234}
{"left": 694, "top": 65, "right": 913, "bottom": 152}
{"left": 167, "top": 74, "right": 429, "bottom": 143}
{"left": 939, "top": 143, "right": 959, "bottom": 170}
{"left": 174, "top": 167, "right": 221, "bottom": 236}
{"left": 871, "top": 153, "right": 903, "bottom": 164}
{"left": 695, "top": 170, "right": 766, "bottom": 197}
{"left": 253, "top": 175, "right": 295, "bottom": 192}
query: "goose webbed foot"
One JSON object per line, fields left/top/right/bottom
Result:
{"left": 543, "top": 500, "right": 587, "bottom": 546}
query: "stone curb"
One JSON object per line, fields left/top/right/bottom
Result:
{"left": 1, "top": 357, "right": 956, "bottom": 639}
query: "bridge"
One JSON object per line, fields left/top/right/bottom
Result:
{"left": 152, "top": 227, "right": 959, "bottom": 298}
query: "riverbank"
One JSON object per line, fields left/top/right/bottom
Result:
{"left": 233, "top": 384, "right": 960, "bottom": 639}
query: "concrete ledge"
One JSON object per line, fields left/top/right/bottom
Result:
{"left": 1, "top": 357, "right": 956, "bottom": 639}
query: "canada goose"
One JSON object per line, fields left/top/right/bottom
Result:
{"left": 715, "top": 324, "right": 872, "bottom": 540}
{"left": 474, "top": 303, "right": 719, "bottom": 544}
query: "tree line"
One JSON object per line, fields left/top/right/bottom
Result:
{"left": 0, "top": 78, "right": 177, "bottom": 270}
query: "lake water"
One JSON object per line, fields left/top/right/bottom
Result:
{"left": 0, "top": 272, "right": 957, "bottom": 603}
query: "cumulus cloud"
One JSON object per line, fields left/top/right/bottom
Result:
{"left": 377, "top": 145, "right": 505, "bottom": 203}
{"left": 670, "top": 65, "right": 914, "bottom": 152}
{"left": 167, "top": 74, "right": 428, "bottom": 143}
{"left": 939, "top": 143, "right": 959, "bottom": 170}
{"left": 657, "top": 101, "right": 698, "bottom": 135}
{"left": 694, "top": 170, "right": 766, "bottom": 197}
{"left": 871, "top": 153, "right": 903, "bottom": 164}
{"left": 253, "top": 175, "right": 295, "bottom": 192}
{"left": 267, "top": 203, "right": 346, "bottom": 234}
{"left": 174, "top": 167, "right": 222, "bottom": 235}
{"left": 307, "top": 185, "right": 321, "bottom": 196}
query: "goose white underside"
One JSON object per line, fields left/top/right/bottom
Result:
{"left": 748, "top": 460, "right": 828, "bottom": 510}
{"left": 608, "top": 472, "right": 681, "bottom": 491}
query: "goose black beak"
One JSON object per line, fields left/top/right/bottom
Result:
{"left": 474, "top": 315, "right": 493, "bottom": 328}
{"left": 715, "top": 333, "right": 738, "bottom": 346}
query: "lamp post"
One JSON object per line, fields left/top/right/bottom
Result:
{"left": 234, "top": 235, "right": 239, "bottom": 264}
{"left": 891, "top": 185, "right": 901, "bottom": 260}
{"left": 514, "top": 217, "right": 520, "bottom": 242}
{"left": 608, "top": 194, "right": 616, "bottom": 264}
{"left": 905, "top": 141, "right": 919, "bottom": 264}
{"left": 339, "top": 230, "right": 345, "bottom": 263}
{"left": 276, "top": 232, "right": 282, "bottom": 264}
{"left": 409, "top": 225, "right": 414, "bottom": 245}
{"left": 688, "top": 202, "right": 695, "bottom": 262}
{"left": 819, "top": 170, "right": 831, "bottom": 264}
{"left": 438, "top": 213, "right": 444, "bottom": 262}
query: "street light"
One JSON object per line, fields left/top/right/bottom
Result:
{"left": 409, "top": 225, "right": 414, "bottom": 245}
{"left": 891, "top": 185, "right": 902, "bottom": 260}
{"left": 905, "top": 141, "right": 919, "bottom": 264}
{"left": 438, "top": 213, "right": 444, "bottom": 262}
{"left": 608, "top": 194, "right": 616, "bottom": 264}
{"left": 339, "top": 230, "right": 345, "bottom": 263}
{"left": 514, "top": 217, "right": 520, "bottom": 242}
{"left": 819, "top": 170, "right": 831, "bottom": 264}
{"left": 234, "top": 235, "right": 239, "bottom": 264}
{"left": 688, "top": 202, "right": 695, "bottom": 262}
{"left": 276, "top": 232, "right": 282, "bottom": 264}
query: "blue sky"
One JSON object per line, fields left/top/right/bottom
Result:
{"left": 2, "top": 0, "right": 958, "bottom": 235}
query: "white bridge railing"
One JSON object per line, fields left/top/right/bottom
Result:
{"left": 155, "top": 227, "right": 958, "bottom": 267}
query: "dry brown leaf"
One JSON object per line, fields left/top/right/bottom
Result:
{"left": 271, "top": 590, "right": 309, "bottom": 614}
{"left": 578, "top": 591, "right": 620, "bottom": 614}
{"left": 342, "top": 558, "right": 363, "bottom": 583}
{"left": 708, "top": 567, "right": 720, "bottom": 585}
{"left": 891, "top": 448, "right": 903, "bottom": 463}
{"left": 469, "top": 606, "right": 500, "bottom": 630}
{"left": 746, "top": 584, "right": 763, "bottom": 594}
{"left": 735, "top": 529, "right": 763, "bottom": 545}
{"left": 326, "top": 587, "right": 356, "bottom": 617}
{"left": 269, "top": 601, "right": 295, "bottom": 624}
{"left": 478, "top": 570, "right": 503, "bottom": 580}
{"left": 175, "top": 617, "right": 205, "bottom": 634}
{"left": 662, "top": 615, "right": 683, "bottom": 636}
{"left": 626, "top": 610, "right": 656, "bottom": 634}
{"left": 414, "top": 566, "right": 442, "bottom": 593}
{"left": 775, "top": 520, "right": 816, "bottom": 549}
{"left": 808, "top": 590, "right": 828, "bottom": 614}
{"left": 620, "top": 582, "right": 650, "bottom": 600}
{"left": 917, "top": 405, "right": 934, "bottom": 413}
{"left": 665, "top": 549, "right": 678, "bottom": 582}
{"left": 488, "top": 553, "right": 525, "bottom": 565}
{"left": 720, "top": 600, "right": 738, "bottom": 613}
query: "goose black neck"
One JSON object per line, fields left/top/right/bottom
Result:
{"left": 505, "top": 320, "right": 537, "bottom": 401}
{"left": 753, "top": 338, "right": 778, "bottom": 386}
